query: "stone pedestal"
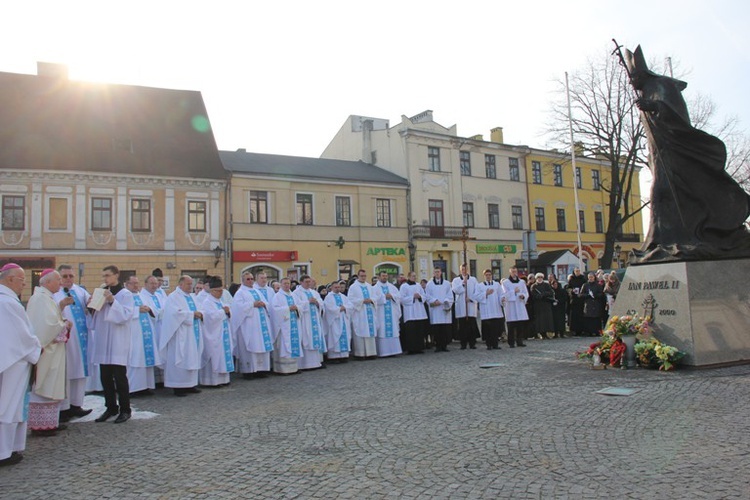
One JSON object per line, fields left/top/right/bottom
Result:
{"left": 611, "top": 258, "right": 750, "bottom": 367}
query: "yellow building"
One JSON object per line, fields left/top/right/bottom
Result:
{"left": 0, "top": 64, "right": 227, "bottom": 296}
{"left": 222, "top": 151, "right": 409, "bottom": 285}
{"left": 524, "top": 148, "right": 644, "bottom": 273}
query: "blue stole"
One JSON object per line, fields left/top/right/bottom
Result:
{"left": 333, "top": 293, "right": 349, "bottom": 352}
{"left": 68, "top": 289, "right": 89, "bottom": 376}
{"left": 214, "top": 300, "right": 235, "bottom": 372}
{"left": 257, "top": 287, "right": 269, "bottom": 301}
{"left": 284, "top": 294, "right": 302, "bottom": 358}
{"left": 150, "top": 293, "right": 161, "bottom": 310}
{"left": 132, "top": 295, "right": 156, "bottom": 366}
{"left": 380, "top": 284, "right": 394, "bottom": 338}
{"left": 360, "top": 284, "right": 376, "bottom": 337}
{"left": 303, "top": 290, "right": 324, "bottom": 351}
{"left": 248, "top": 289, "right": 273, "bottom": 352}
{"left": 184, "top": 294, "right": 201, "bottom": 347}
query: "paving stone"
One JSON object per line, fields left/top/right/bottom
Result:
{"left": 2, "top": 337, "right": 750, "bottom": 498}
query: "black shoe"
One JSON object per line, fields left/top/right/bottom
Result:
{"left": 518, "top": 343, "right": 527, "bottom": 347}
{"left": 487, "top": 346, "right": 492, "bottom": 350}
{"left": 173, "top": 389, "right": 187, "bottom": 397}
{"left": 59, "top": 410, "right": 72, "bottom": 423}
{"left": 95, "top": 410, "right": 118, "bottom": 423}
{"left": 469, "top": 345, "right": 477, "bottom": 349}
{"left": 114, "top": 412, "right": 131, "bottom": 424}
{"left": 460, "top": 346, "right": 467, "bottom": 350}
{"left": 185, "top": 387, "right": 202, "bottom": 394}
{"left": 242, "top": 373, "right": 254, "bottom": 380}
{"left": 0, "top": 452, "right": 23, "bottom": 467}
{"left": 69, "top": 406, "right": 93, "bottom": 418}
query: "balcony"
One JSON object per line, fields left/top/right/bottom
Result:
{"left": 412, "top": 225, "right": 466, "bottom": 239}
{"left": 616, "top": 233, "right": 641, "bottom": 242}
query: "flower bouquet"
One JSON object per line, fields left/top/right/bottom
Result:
{"left": 603, "top": 314, "right": 652, "bottom": 340}
{"left": 634, "top": 338, "right": 686, "bottom": 371}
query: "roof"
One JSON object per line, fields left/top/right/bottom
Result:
{"left": 220, "top": 151, "right": 408, "bottom": 186}
{"left": 0, "top": 69, "right": 225, "bottom": 179}
{"left": 532, "top": 249, "right": 577, "bottom": 266}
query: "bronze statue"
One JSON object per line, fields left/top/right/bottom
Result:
{"left": 620, "top": 45, "right": 750, "bottom": 263}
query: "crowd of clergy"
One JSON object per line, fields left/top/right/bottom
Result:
{"left": 1, "top": 260, "right": 545, "bottom": 468}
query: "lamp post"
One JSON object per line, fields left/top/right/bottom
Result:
{"left": 614, "top": 243, "right": 622, "bottom": 269}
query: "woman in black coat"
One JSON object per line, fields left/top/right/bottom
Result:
{"left": 549, "top": 275, "right": 568, "bottom": 338}
{"left": 579, "top": 272, "right": 605, "bottom": 336}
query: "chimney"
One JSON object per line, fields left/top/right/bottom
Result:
{"left": 490, "top": 127, "right": 504, "bottom": 144}
{"left": 469, "top": 134, "right": 483, "bottom": 141}
{"left": 362, "top": 119, "right": 373, "bottom": 163}
{"left": 37, "top": 62, "right": 68, "bottom": 79}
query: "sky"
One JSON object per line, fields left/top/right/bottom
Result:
{"left": 2, "top": 0, "right": 748, "bottom": 159}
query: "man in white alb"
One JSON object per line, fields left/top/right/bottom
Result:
{"left": 452, "top": 264, "right": 479, "bottom": 350}
{"left": 160, "top": 275, "right": 204, "bottom": 397}
{"left": 323, "top": 281, "right": 352, "bottom": 363}
{"left": 426, "top": 267, "right": 454, "bottom": 352}
{"left": 374, "top": 271, "right": 402, "bottom": 357}
{"left": 293, "top": 275, "right": 325, "bottom": 369}
{"left": 348, "top": 269, "right": 379, "bottom": 358}
{"left": 55, "top": 264, "right": 93, "bottom": 420}
{"left": 473, "top": 269, "right": 507, "bottom": 350}
{"left": 231, "top": 271, "right": 274, "bottom": 379}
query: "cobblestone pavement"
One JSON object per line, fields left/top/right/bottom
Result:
{"left": 4, "top": 337, "right": 750, "bottom": 499}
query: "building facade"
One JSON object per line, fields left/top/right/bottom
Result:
{"left": 524, "top": 147, "right": 644, "bottom": 275}
{"left": 323, "top": 111, "right": 645, "bottom": 278}
{"left": 221, "top": 151, "right": 409, "bottom": 285}
{"left": 0, "top": 65, "right": 227, "bottom": 295}
{"left": 322, "top": 111, "right": 531, "bottom": 280}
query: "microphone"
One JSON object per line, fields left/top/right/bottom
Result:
{"left": 63, "top": 287, "right": 71, "bottom": 297}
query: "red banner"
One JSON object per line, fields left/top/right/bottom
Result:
{"left": 233, "top": 251, "right": 297, "bottom": 262}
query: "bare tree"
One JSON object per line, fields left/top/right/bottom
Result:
{"left": 547, "top": 47, "right": 646, "bottom": 269}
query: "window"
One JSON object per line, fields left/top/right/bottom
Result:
{"left": 187, "top": 201, "right": 206, "bottom": 232}
{"left": 595, "top": 211, "right": 604, "bottom": 233}
{"left": 428, "top": 199, "right": 444, "bottom": 227}
{"left": 485, "top": 155, "right": 496, "bottom": 179}
{"left": 592, "top": 170, "right": 601, "bottom": 190}
{"left": 509, "top": 158, "right": 520, "bottom": 182}
{"left": 532, "top": 161, "right": 542, "bottom": 184}
{"left": 463, "top": 202, "right": 474, "bottom": 228}
{"left": 48, "top": 198, "right": 67, "bottom": 230}
{"left": 428, "top": 147, "right": 441, "bottom": 172}
{"left": 511, "top": 205, "right": 523, "bottom": 230}
{"left": 553, "top": 164, "right": 563, "bottom": 186}
{"left": 459, "top": 151, "right": 471, "bottom": 176}
{"left": 488, "top": 203, "right": 500, "bottom": 229}
{"left": 575, "top": 167, "right": 582, "bottom": 189}
{"left": 376, "top": 199, "right": 391, "bottom": 227}
{"left": 556, "top": 208, "right": 566, "bottom": 232}
{"left": 130, "top": 198, "right": 151, "bottom": 232}
{"left": 296, "top": 194, "right": 313, "bottom": 225}
{"left": 91, "top": 197, "right": 112, "bottom": 231}
{"left": 470, "top": 259, "right": 477, "bottom": 278}
{"left": 249, "top": 191, "right": 267, "bottom": 223}
{"left": 535, "top": 207, "right": 546, "bottom": 231}
{"left": 1, "top": 195, "right": 25, "bottom": 230}
{"left": 579, "top": 210, "right": 586, "bottom": 232}
{"left": 335, "top": 196, "right": 351, "bottom": 227}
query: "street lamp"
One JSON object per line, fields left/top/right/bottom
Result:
{"left": 213, "top": 245, "right": 224, "bottom": 268}
{"left": 614, "top": 243, "right": 622, "bottom": 268}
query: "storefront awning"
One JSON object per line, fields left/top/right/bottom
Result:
{"left": 337, "top": 259, "right": 360, "bottom": 266}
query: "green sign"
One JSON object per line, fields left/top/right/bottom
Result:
{"left": 476, "top": 244, "right": 517, "bottom": 254}
{"left": 366, "top": 247, "right": 406, "bottom": 256}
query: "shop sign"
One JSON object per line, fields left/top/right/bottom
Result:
{"left": 476, "top": 244, "right": 517, "bottom": 254}
{"left": 233, "top": 251, "right": 298, "bottom": 262}
{"left": 366, "top": 247, "right": 406, "bottom": 256}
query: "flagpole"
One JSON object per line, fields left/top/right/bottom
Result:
{"left": 565, "top": 71, "right": 585, "bottom": 271}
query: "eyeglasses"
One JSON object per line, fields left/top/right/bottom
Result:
{"left": 61, "top": 274, "right": 74, "bottom": 278}
{"left": 244, "top": 277, "right": 254, "bottom": 281}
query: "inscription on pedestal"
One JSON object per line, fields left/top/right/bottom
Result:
{"left": 613, "top": 260, "right": 750, "bottom": 366}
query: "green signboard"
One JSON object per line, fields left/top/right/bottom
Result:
{"left": 476, "top": 243, "right": 517, "bottom": 254}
